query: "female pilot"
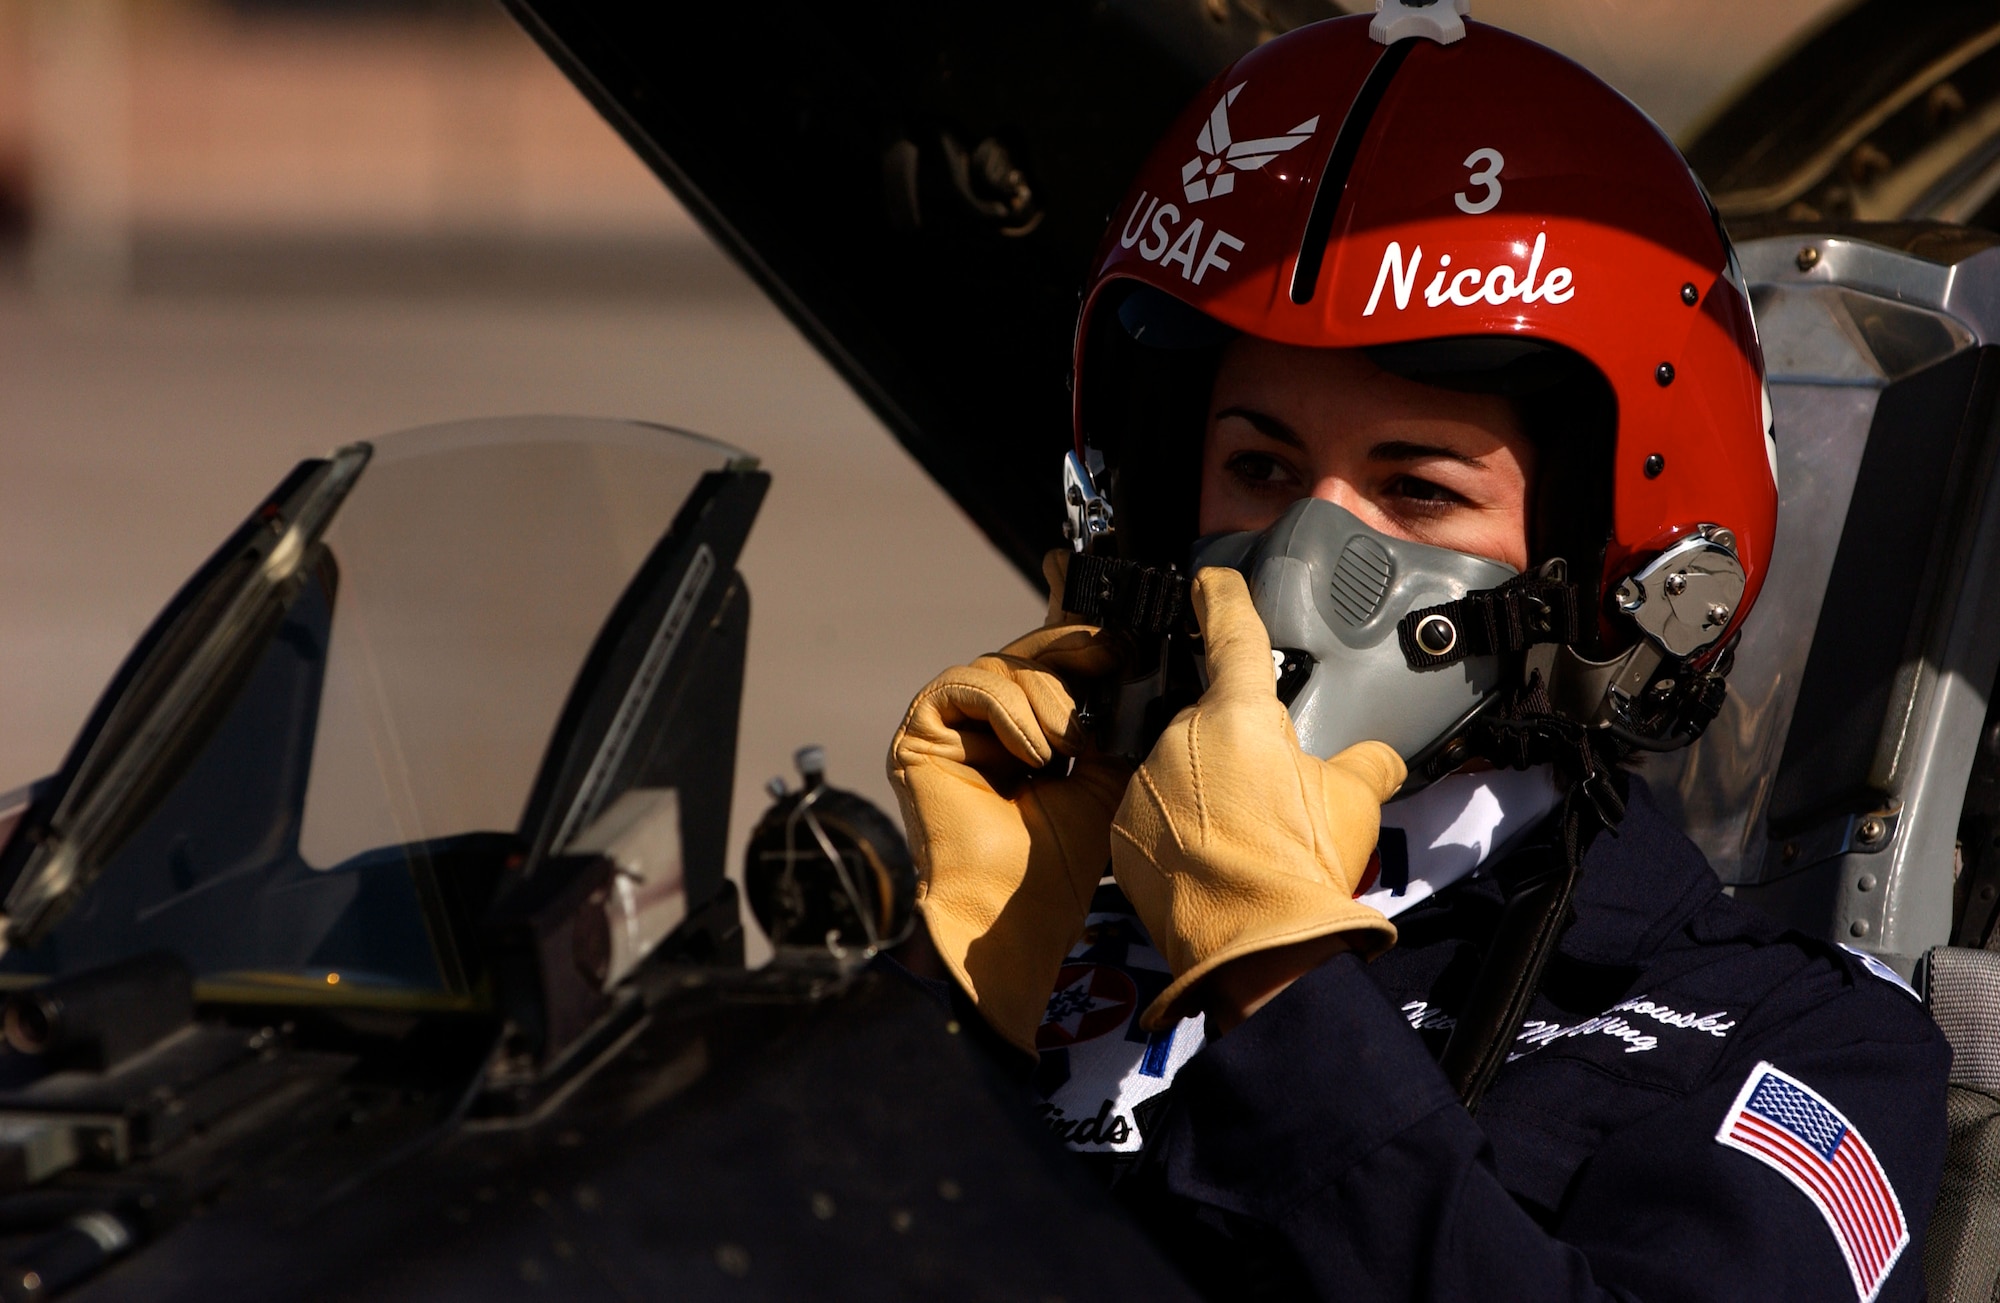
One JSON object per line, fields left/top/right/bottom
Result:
{"left": 888, "top": 11, "right": 1948, "bottom": 1300}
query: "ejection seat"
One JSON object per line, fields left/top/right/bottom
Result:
{"left": 1640, "top": 224, "right": 2000, "bottom": 1301}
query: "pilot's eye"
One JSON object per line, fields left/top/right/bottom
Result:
{"left": 1385, "top": 475, "right": 1467, "bottom": 509}
{"left": 1224, "top": 451, "right": 1301, "bottom": 487}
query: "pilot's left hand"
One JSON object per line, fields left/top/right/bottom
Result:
{"left": 1111, "top": 566, "right": 1406, "bottom": 1034}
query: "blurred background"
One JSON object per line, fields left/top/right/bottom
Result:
{"left": 0, "top": 0, "right": 1856, "bottom": 951}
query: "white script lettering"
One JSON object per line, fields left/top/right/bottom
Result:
{"left": 1408, "top": 996, "right": 1735, "bottom": 1061}
{"left": 1364, "top": 232, "right": 1574, "bottom": 316}
{"left": 1514, "top": 1015, "right": 1659, "bottom": 1056}
{"left": 1365, "top": 242, "right": 1423, "bottom": 316}
{"left": 1607, "top": 996, "right": 1737, "bottom": 1038}
{"left": 1401, "top": 1000, "right": 1458, "bottom": 1032}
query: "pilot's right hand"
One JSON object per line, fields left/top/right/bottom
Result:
{"left": 887, "top": 550, "right": 1135, "bottom": 1057}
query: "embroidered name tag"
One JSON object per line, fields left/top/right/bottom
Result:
{"left": 1715, "top": 1061, "right": 1909, "bottom": 1302}
{"left": 1401, "top": 994, "right": 1737, "bottom": 1056}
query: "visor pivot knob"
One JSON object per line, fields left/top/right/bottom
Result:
{"left": 1371, "top": 0, "right": 1470, "bottom": 46}
{"left": 1414, "top": 614, "right": 1458, "bottom": 657}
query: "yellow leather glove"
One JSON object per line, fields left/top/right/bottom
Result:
{"left": 888, "top": 551, "right": 1135, "bottom": 1056}
{"left": 1111, "top": 566, "right": 1406, "bottom": 1029}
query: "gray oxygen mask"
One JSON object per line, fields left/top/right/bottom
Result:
{"left": 1189, "top": 497, "right": 1519, "bottom": 766}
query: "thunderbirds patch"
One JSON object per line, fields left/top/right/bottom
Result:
{"left": 1715, "top": 1061, "right": 1909, "bottom": 1302}
{"left": 1031, "top": 883, "right": 1204, "bottom": 1155}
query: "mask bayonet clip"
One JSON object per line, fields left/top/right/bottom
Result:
{"left": 1062, "top": 450, "right": 1114, "bottom": 553}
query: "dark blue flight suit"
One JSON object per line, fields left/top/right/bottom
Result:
{"left": 1114, "top": 778, "right": 1952, "bottom": 1301}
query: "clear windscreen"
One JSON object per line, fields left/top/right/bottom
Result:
{"left": 5, "top": 417, "right": 741, "bottom": 1000}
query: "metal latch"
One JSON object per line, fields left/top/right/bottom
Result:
{"left": 1062, "top": 450, "right": 1114, "bottom": 552}
{"left": 1611, "top": 525, "right": 1747, "bottom": 660}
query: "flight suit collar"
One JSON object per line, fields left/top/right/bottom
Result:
{"left": 1552, "top": 775, "right": 1725, "bottom": 968}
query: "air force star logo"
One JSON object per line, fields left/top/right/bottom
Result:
{"left": 1038, "top": 963, "right": 1138, "bottom": 1049}
{"left": 1181, "top": 83, "right": 1320, "bottom": 204}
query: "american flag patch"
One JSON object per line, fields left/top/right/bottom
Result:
{"left": 1715, "top": 1061, "right": 1909, "bottom": 1302}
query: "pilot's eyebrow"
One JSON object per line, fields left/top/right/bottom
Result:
{"left": 1369, "top": 439, "right": 1486, "bottom": 468}
{"left": 1215, "top": 411, "right": 1488, "bottom": 469}
{"left": 1213, "top": 406, "right": 1304, "bottom": 449}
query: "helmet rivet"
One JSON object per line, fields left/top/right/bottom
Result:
{"left": 1797, "top": 245, "right": 1822, "bottom": 272}
{"left": 1680, "top": 283, "right": 1699, "bottom": 306}
{"left": 1663, "top": 573, "right": 1687, "bottom": 596}
{"left": 1414, "top": 614, "right": 1458, "bottom": 658}
{"left": 1643, "top": 453, "right": 1665, "bottom": 478}
{"left": 1705, "top": 603, "right": 1731, "bottom": 626}
{"left": 1655, "top": 362, "right": 1676, "bottom": 387}
{"left": 1614, "top": 580, "right": 1644, "bottom": 612}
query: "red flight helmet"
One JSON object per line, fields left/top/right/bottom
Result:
{"left": 1069, "top": 11, "right": 1777, "bottom": 753}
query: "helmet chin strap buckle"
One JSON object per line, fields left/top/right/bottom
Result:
{"left": 1371, "top": 0, "right": 1471, "bottom": 47}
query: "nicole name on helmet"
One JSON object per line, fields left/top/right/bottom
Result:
{"left": 1362, "top": 233, "right": 1575, "bottom": 317}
